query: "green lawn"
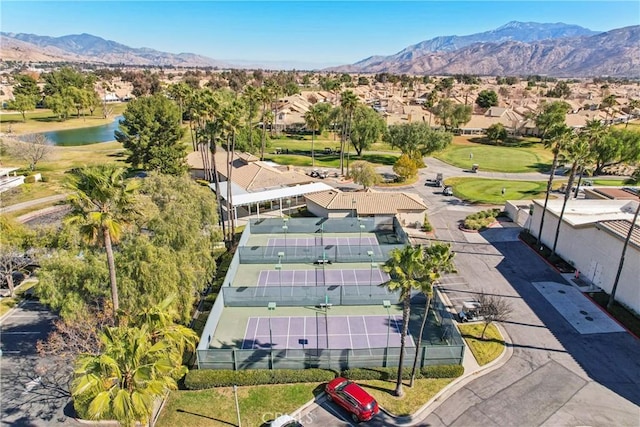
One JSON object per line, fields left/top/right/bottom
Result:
{"left": 263, "top": 151, "right": 398, "bottom": 168}
{"left": 445, "top": 177, "right": 552, "bottom": 204}
{"left": 590, "top": 179, "right": 632, "bottom": 186}
{"left": 359, "top": 378, "right": 454, "bottom": 416}
{"left": 157, "top": 383, "right": 319, "bottom": 427}
{"left": 435, "top": 138, "right": 553, "bottom": 173}
{"left": 0, "top": 103, "right": 127, "bottom": 135}
{"left": 457, "top": 323, "right": 505, "bottom": 366}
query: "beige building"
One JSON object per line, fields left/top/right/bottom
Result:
{"left": 305, "top": 190, "right": 427, "bottom": 227}
{"left": 529, "top": 198, "right": 640, "bottom": 314}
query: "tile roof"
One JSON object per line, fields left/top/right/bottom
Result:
{"left": 596, "top": 220, "right": 640, "bottom": 249}
{"left": 186, "top": 150, "right": 313, "bottom": 191}
{"left": 305, "top": 190, "right": 427, "bottom": 215}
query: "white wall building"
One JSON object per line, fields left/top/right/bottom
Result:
{"left": 529, "top": 198, "right": 640, "bottom": 314}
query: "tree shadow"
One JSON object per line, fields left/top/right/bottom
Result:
{"left": 175, "top": 409, "right": 236, "bottom": 426}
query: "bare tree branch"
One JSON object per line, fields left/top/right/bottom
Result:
{"left": 477, "top": 291, "right": 512, "bottom": 339}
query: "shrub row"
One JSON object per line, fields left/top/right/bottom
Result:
{"left": 464, "top": 208, "right": 502, "bottom": 230}
{"left": 342, "top": 365, "right": 463, "bottom": 381}
{"left": 184, "top": 364, "right": 463, "bottom": 389}
{"left": 184, "top": 368, "right": 336, "bottom": 389}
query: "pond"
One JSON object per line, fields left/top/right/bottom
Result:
{"left": 40, "top": 116, "right": 123, "bottom": 146}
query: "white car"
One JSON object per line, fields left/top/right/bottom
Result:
{"left": 271, "top": 414, "right": 303, "bottom": 427}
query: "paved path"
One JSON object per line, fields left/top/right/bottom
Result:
{"left": 0, "top": 194, "right": 67, "bottom": 214}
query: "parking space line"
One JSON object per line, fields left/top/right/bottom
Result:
{"left": 323, "top": 402, "right": 355, "bottom": 426}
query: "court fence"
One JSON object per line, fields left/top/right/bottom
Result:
{"left": 238, "top": 244, "right": 403, "bottom": 264}
{"left": 222, "top": 284, "right": 400, "bottom": 306}
{"left": 197, "top": 292, "right": 465, "bottom": 370}
{"left": 197, "top": 344, "right": 464, "bottom": 370}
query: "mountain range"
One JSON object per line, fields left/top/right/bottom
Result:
{"left": 1, "top": 22, "right": 639, "bottom": 77}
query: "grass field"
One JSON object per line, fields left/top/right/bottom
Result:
{"left": 1, "top": 141, "right": 125, "bottom": 206}
{"left": 0, "top": 103, "right": 128, "bottom": 135}
{"left": 359, "top": 378, "right": 455, "bottom": 416}
{"left": 435, "top": 138, "right": 553, "bottom": 173}
{"left": 157, "top": 383, "right": 318, "bottom": 427}
{"left": 445, "top": 177, "right": 553, "bottom": 204}
{"left": 457, "top": 323, "right": 505, "bottom": 366}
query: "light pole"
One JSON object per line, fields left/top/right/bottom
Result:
{"left": 268, "top": 302, "right": 277, "bottom": 369}
{"left": 368, "top": 250, "right": 376, "bottom": 298}
{"left": 282, "top": 218, "right": 288, "bottom": 254}
{"left": 383, "top": 300, "right": 391, "bottom": 367}
{"left": 275, "top": 254, "right": 283, "bottom": 301}
{"left": 359, "top": 223, "right": 365, "bottom": 255}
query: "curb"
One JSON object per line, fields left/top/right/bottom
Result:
{"left": 392, "top": 323, "right": 513, "bottom": 426}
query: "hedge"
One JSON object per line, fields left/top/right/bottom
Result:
{"left": 184, "top": 368, "right": 337, "bottom": 389}
{"left": 463, "top": 208, "right": 502, "bottom": 230}
{"left": 184, "top": 365, "right": 464, "bottom": 389}
{"left": 341, "top": 365, "right": 463, "bottom": 381}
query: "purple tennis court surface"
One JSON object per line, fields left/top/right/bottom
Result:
{"left": 241, "top": 315, "right": 414, "bottom": 351}
{"left": 268, "top": 236, "right": 378, "bottom": 247}
{"left": 258, "top": 269, "right": 390, "bottom": 287}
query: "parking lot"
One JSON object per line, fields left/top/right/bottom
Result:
{"left": 1, "top": 300, "right": 79, "bottom": 426}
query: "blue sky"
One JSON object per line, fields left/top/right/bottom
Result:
{"left": 2, "top": 1, "right": 638, "bottom": 68}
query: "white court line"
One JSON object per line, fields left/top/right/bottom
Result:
{"left": 286, "top": 316, "right": 291, "bottom": 349}
{"left": 241, "top": 318, "right": 252, "bottom": 350}
{"left": 346, "top": 316, "right": 354, "bottom": 349}
{"left": 252, "top": 317, "right": 261, "bottom": 349}
{"left": 362, "top": 316, "right": 372, "bottom": 356}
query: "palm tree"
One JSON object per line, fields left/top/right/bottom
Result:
{"left": 409, "top": 242, "right": 455, "bottom": 387}
{"left": 71, "top": 323, "right": 195, "bottom": 426}
{"left": 574, "top": 119, "right": 606, "bottom": 195}
{"left": 381, "top": 245, "right": 424, "bottom": 397}
{"left": 626, "top": 99, "right": 640, "bottom": 128}
{"left": 243, "top": 85, "right": 259, "bottom": 153}
{"left": 551, "top": 137, "right": 592, "bottom": 259}
{"left": 222, "top": 102, "right": 243, "bottom": 245}
{"left": 339, "top": 90, "right": 359, "bottom": 176}
{"left": 536, "top": 125, "right": 574, "bottom": 248}
{"left": 258, "top": 85, "right": 272, "bottom": 160}
{"left": 66, "top": 165, "right": 139, "bottom": 316}
{"left": 600, "top": 94, "right": 617, "bottom": 124}
{"left": 304, "top": 103, "right": 330, "bottom": 168}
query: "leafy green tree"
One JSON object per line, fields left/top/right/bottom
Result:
{"left": 432, "top": 99, "right": 472, "bottom": 131}
{"left": 7, "top": 94, "right": 37, "bottom": 122}
{"left": 535, "top": 101, "right": 571, "bottom": 143}
{"left": 115, "top": 95, "right": 187, "bottom": 175}
{"left": 536, "top": 124, "right": 575, "bottom": 247}
{"left": 46, "top": 92, "right": 75, "bottom": 121}
{"left": 384, "top": 123, "right": 452, "bottom": 162}
{"left": 13, "top": 74, "right": 40, "bottom": 98}
{"left": 43, "top": 67, "right": 90, "bottom": 96}
{"left": 592, "top": 128, "right": 640, "bottom": 174}
{"left": 486, "top": 123, "right": 508, "bottom": 145}
{"left": 410, "top": 243, "right": 455, "bottom": 386}
{"left": 349, "top": 104, "right": 386, "bottom": 156}
{"left": 393, "top": 154, "right": 418, "bottom": 182}
{"left": 546, "top": 81, "right": 572, "bottom": 98}
{"left": 381, "top": 245, "right": 425, "bottom": 397}
{"left": 357, "top": 76, "right": 369, "bottom": 86}
{"left": 66, "top": 165, "right": 139, "bottom": 315}
{"left": 349, "top": 160, "right": 380, "bottom": 189}
{"left": 600, "top": 94, "right": 617, "bottom": 122}
{"left": 475, "top": 90, "right": 499, "bottom": 109}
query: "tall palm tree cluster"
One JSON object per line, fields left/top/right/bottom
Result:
{"left": 382, "top": 242, "right": 455, "bottom": 397}
{"left": 535, "top": 115, "right": 612, "bottom": 260}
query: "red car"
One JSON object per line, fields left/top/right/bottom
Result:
{"left": 325, "top": 377, "right": 379, "bottom": 422}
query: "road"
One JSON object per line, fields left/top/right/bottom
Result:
{"left": 0, "top": 300, "right": 80, "bottom": 427}
{"left": 302, "top": 171, "right": 640, "bottom": 426}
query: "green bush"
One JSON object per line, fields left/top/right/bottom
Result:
{"left": 40, "top": 175, "right": 48, "bottom": 182}
{"left": 24, "top": 175, "right": 37, "bottom": 184}
{"left": 195, "top": 179, "right": 210, "bottom": 187}
{"left": 342, "top": 365, "right": 463, "bottom": 381}
{"left": 184, "top": 368, "right": 336, "bottom": 389}
{"left": 463, "top": 208, "right": 502, "bottom": 230}
{"left": 422, "top": 214, "right": 433, "bottom": 232}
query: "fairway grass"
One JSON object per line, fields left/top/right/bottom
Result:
{"left": 445, "top": 177, "right": 550, "bottom": 204}
{"left": 0, "top": 104, "right": 127, "bottom": 135}
{"left": 435, "top": 138, "right": 553, "bottom": 173}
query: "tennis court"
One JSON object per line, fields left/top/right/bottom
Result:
{"left": 258, "top": 268, "right": 390, "bottom": 287}
{"left": 241, "top": 314, "right": 415, "bottom": 352}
